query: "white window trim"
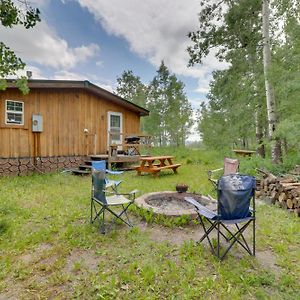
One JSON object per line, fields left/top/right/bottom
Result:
{"left": 5, "top": 100, "right": 24, "bottom": 125}
{"left": 107, "top": 111, "right": 123, "bottom": 145}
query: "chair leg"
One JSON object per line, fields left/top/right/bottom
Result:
{"left": 253, "top": 218, "right": 256, "bottom": 256}
{"left": 90, "top": 199, "right": 107, "bottom": 234}
{"left": 217, "top": 221, "right": 220, "bottom": 259}
{"left": 100, "top": 209, "right": 105, "bottom": 234}
{"left": 221, "top": 223, "right": 252, "bottom": 254}
{"left": 90, "top": 200, "right": 134, "bottom": 234}
{"left": 219, "top": 220, "right": 253, "bottom": 259}
{"left": 198, "top": 216, "right": 218, "bottom": 256}
{"left": 106, "top": 203, "right": 133, "bottom": 227}
{"left": 235, "top": 224, "right": 252, "bottom": 254}
{"left": 122, "top": 204, "right": 132, "bottom": 225}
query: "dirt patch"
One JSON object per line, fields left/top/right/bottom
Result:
{"left": 138, "top": 222, "right": 205, "bottom": 245}
{"left": 19, "top": 243, "right": 53, "bottom": 265}
{"left": 139, "top": 222, "right": 282, "bottom": 276}
{"left": 63, "top": 249, "right": 100, "bottom": 274}
{"left": 256, "top": 250, "right": 281, "bottom": 275}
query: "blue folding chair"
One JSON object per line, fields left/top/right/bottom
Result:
{"left": 185, "top": 174, "right": 256, "bottom": 260}
{"left": 91, "top": 170, "right": 136, "bottom": 234}
{"left": 91, "top": 160, "right": 123, "bottom": 191}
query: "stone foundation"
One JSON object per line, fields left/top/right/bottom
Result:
{"left": 0, "top": 156, "right": 86, "bottom": 176}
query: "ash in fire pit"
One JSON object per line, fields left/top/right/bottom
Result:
{"left": 135, "top": 191, "right": 215, "bottom": 217}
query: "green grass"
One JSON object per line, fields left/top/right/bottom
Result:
{"left": 0, "top": 148, "right": 299, "bottom": 299}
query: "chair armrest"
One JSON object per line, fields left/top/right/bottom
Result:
{"left": 117, "top": 189, "right": 139, "bottom": 196}
{"left": 208, "top": 168, "right": 223, "bottom": 179}
{"left": 129, "top": 189, "right": 139, "bottom": 195}
{"left": 106, "top": 169, "right": 124, "bottom": 175}
{"left": 116, "top": 189, "right": 139, "bottom": 199}
{"left": 104, "top": 190, "right": 117, "bottom": 195}
{"left": 105, "top": 181, "right": 117, "bottom": 188}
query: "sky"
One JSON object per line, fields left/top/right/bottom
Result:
{"left": 1, "top": 0, "right": 228, "bottom": 140}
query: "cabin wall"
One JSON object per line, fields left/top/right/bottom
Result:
{"left": 0, "top": 88, "right": 141, "bottom": 175}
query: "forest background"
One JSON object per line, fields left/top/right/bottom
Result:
{"left": 1, "top": 0, "right": 300, "bottom": 167}
{"left": 116, "top": 0, "right": 300, "bottom": 167}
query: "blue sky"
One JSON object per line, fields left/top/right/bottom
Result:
{"left": 1, "top": 0, "right": 227, "bottom": 139}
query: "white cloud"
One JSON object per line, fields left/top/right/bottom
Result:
{"left": 97, "top": 83, "right": 114, "bottom": 93}
{"left": 0, "top": 21, "right": 100, "bottom": 70}
{"left": 53, "top": 70, "right": 115, "bottom": 92}
{"left": 77, "top": 0, "right": 228, "bottom": 94}
{"left": 8, "top": 65, "right": 46, "bottom": 79}
{"left": 53, "top": 70, "right": 87, "bottom": 80}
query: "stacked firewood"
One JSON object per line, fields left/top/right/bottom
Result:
{"left": 256, "top": 169, "right": 300, "bottom": 217}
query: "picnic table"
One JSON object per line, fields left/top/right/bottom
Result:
{"left": 135, "top": 155, "right": 181, "bottom": 177}
{"left": 233, "top": 149, "right": 256, "bottom": 157}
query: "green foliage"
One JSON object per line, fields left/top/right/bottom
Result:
{"left": 116, "top": 62, "right": 194, "bottom": 146}
{"left": 116, "top": 70, "right": 147, "bottom": 108}
{"left": 0, "top": 148, "right": 299, "bottom": 298}
{"left": 189, "top": 0, "right": 300, "bottom": 162}
{"left": 0, "top": 42, "right": 25, "bottom": 77}
{"left": 145, "top": 62, "right": 193, "bottom": 146}
{"left": 0, "top": 0, "right": 40, "bottom": 93}
{"left": 0, "top": 0, "right": 40, "bottom": 28}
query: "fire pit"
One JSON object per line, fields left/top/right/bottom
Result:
{"left": 135, "top": 191, "right": 215, "bottom": 217}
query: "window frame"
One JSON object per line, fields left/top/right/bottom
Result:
{"left": 107, "top": 111, "right": 123, "bottom": 145}
{"left": 5, "top": 100, "right": 24, "bottom": 126}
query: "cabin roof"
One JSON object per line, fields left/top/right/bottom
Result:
{"left": 6, "top": 79, "right": 149, "bottom": 116}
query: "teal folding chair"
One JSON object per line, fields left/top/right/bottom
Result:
{"left": 90, "top": 170, "right": 137, "bottom": 234}
{"left": 91, "top": 160, "right": 123, "bottom": 191}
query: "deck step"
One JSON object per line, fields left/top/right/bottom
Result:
{"left": 79, "top": 164, "right": 93, "bottom": 170}
{"left": 71, "top": 169, "right": 91, "bottom": 175}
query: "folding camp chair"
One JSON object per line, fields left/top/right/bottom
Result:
{"left": 185, "top": 174, "right": 256, "bottom": 260}
{"left": 208, "top": 157, "right": 239, "bottom": 188}
{"left": 91, "top": 170, "right": 137, "bottom": 234}
{"left": 91, "top": 160, "right": 123, "bottom": 191}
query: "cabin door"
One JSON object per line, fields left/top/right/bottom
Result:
{"left": 108, "top": 112, "right": 123, "bottom": 147}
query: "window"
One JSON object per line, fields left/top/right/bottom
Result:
{"left": 5, "top": 100, "right": 24, "bottom": 125}
{"left": 108, "top": 112, "right": 122, "bottom": 144}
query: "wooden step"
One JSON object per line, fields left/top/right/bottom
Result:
{"left": 89, "top": 155, "right": 108, "bottom": 160}
{"left": 79, "top": 164, "right": 92, "bottom": 170}
{"left": 71, "top": 169, "right": 90, "bottom": 175}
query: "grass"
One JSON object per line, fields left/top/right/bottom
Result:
{"left": 0, "top": 148, "right": 299, "bottom": 299}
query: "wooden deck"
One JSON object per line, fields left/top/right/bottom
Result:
{"left": 90, "top": 154, "right": 139, "bottom": 162}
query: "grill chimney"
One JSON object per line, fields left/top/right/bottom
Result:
{"left": 26, "top": 71, "right": 32, "bottom": 79}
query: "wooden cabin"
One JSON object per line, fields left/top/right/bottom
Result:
{"left": 0, "top": 79, "right": 149, "bottom": 175}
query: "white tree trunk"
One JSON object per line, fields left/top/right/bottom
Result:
{"left": 262, "top": 0, "right": 282, "bottom": 163}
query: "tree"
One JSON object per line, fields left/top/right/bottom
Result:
{"left": 146, "top": 62, "right": 170, "bottom": 145}
{"left": 197, "top": 68, "right": 258, "bottom": 150}
{"left": 115, "top": 70, "right": 147, "bottom": 132}
{"left": 146, "top": 62, "right": 193, "bottom": 146}
{"left": 116, "top": 70, "right": 147, "bottom": 108}
{"left": 0, "top": 0, "right": 40, "bottom": 93}
{"left": 262, "top": 0, "right": 282, "bottom": 163}
{"left": 188, "top": 1, "right": 265, "bottom": 146}
{"left": 165, "top": 74, "right": 193, "bottom": 146}
{"left": 187, "top": 0, "right": 287, "bottom": 162}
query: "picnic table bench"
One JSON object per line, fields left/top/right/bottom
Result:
{"left": 233, "top": 149, "right": 256, "bottom": 157}
{"left": 135, "top": 155, "right": 181, "bottom": 177}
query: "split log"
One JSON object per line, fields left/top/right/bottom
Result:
{"left": 281, "top": 182, "right": 300, "bottom": 187}
{"left": 279, "top": 175, "right": 296, "bottom": 183}
{"left": 256, "top": 168, "right": 300, "bottom": 216}
{"left": 278, "top": 193, "right": 287, "bottom": 203}
{"left": 270, "top": 190, "right": 279, "bottom": 201}
{"left": 286, "top": 198, "right": 294, "bottom": 209}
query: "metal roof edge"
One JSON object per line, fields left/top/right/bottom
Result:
{"left": 5, "top": 79, "right": 149, "bottom": 116}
